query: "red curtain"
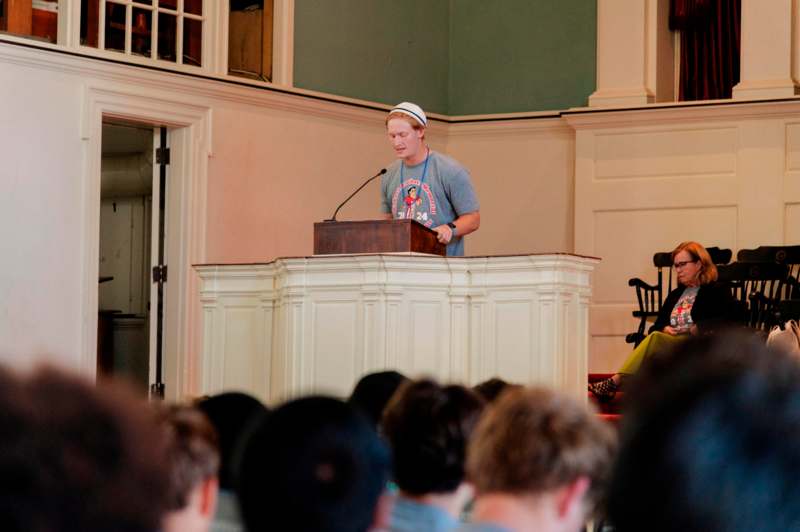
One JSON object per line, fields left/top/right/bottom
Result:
{"left": 670, "top": 0, "right": 741, "bottom": 101}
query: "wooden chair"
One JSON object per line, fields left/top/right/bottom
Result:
{"left": 625, "top": 247, "right": 732, "bottom": 346}
{"left": 737, "top": 245, "right": 800, "bottom": 299}
{"left": 717, "top": 262, "right": 791, "bottom": 330}
{"left": 625, "top": 252, "right": 673, "bottom": 347}
{"left": 707, "top": 246, "right": 734, "bottom": 268}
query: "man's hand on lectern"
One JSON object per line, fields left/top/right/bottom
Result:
{"left": 433, "top": 225, "right": 453, "bottom": 245}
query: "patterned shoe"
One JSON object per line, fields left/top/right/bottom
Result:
{"left": 588, "top": 377, "right": 619, "bottom": 403}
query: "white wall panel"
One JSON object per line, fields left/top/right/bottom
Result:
{"left": 787, "top": 204, "right": 800, "bottom": 244}
{"left": 407, "top": 299, "right": 446, "bottom": 378}
{"left": 785, "top": 123, "right": 800, "bottom": 173}
{"left": 493, "top": 299, "right": 533, "bottom": 381}
{"left": 311, "top": 300, "right": 358, "bottom": 397}
{"left": 594, "top": 127, "right": 737, "bottom": 180}
{"left": 222, "top": 306, "right": 260, "bottom": 394}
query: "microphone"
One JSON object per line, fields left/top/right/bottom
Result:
{"left": 324, "top": 168, "right": 387, "bottom": 222}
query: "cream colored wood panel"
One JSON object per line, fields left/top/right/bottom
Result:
{"left": 311, "top": 300, "right": 358, "bottom": 397}
{"left": 493, "top": 299, "right": 534, "bottom": 381}
{"left": 784, "top": 123, "right": 800, "bottom": 173}
{"left": 594, "top": 127, "right": 737, "bottom": 180}
{"left": 785, "top": 124, "right": 800, "bottom": 222}
{"left": 786, "top": 204, "right": 800, "bottom": 243}
{"left": 592, "top": 207, "right": 738, "bottom": 303}
{"left": 407, "top": 298, "right": 447, "bottom": 379}
{"left": 587, "top": 178, "right": 738, "bottom": 212}
{"left": 222, "top": 306, "right": 261, "bottom": 395}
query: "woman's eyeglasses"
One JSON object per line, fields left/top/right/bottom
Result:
{"left": 673, "top": 260, "right": 698, "bottom": 269}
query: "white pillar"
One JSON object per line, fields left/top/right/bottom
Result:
{"left": 733, "top": 0, "right": 800, "bottom": 99}
{"left": 589, "top": 0, "right": 674, "bottom": 107}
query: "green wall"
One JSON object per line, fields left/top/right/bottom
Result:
{"left": 293, "top": 0, "right": 451, "bottom": 114}
{"left": 293, "top": 0, "right": 596, "bottom": 115}
{"left": 448, "top": 1, "right": 596, "bottom": 115}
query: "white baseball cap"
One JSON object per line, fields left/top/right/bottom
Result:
{"left": 389, "top": 102, "right": 427, "bottom": 127}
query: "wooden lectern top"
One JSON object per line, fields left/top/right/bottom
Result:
{"left": 314, "top": 219, "right": 445, "bottom": 256}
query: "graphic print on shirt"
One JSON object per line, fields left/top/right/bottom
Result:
{"left": 390, "top": 179, "right": 438, "bottom": 227}
{"left": 670, "top": 291, "right": 698, "bottom": 333}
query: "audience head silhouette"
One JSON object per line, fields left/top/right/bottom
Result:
{"left": 609, "top": 331, "right": 800, "bottom": 532}
{"left": 382, "top": 378, "right": 485, "bottom": 496}
{"left": 237, "top": 395, "right": 391, "bottom": 532}
{"left": 466, "top": 386, "right": 616, "bottom": 532}
{"left": 158, "top": 404, "right": 220, "bottom": 532}
{"left": 473, "top": 377, "right": 522, "bottom": 403}
{"left": 194, "top": 391, "right": 267, "bottom": 490}
{"left": 348, "top": 370, "right": 408, "bottom": 429}
{"left": 0, "top": 366, "right": 170, "bottom": 532}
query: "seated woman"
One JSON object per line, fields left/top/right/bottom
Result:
{"left": 589, "top": 241, "right": 733, "bottom": 402}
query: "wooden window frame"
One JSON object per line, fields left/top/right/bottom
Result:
{"left": 85, "top": 0, "right": 205, "bottom": 66}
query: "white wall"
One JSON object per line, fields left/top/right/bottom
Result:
{"left": 0, "top": 51, "right": 86, "bottom": 369}
{"left": 446, "top": 118, "right": 574, "bottom": 255}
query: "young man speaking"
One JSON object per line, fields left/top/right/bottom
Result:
{"left": 381, "top": 102, "right": 480, "bottom": 256}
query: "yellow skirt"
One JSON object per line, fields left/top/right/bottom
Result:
{"left": 619, "top": 331, "right": 688, "bottom": 375}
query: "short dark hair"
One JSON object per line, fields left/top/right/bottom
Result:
{"left": 195, "top": 392, "right": 268, "bottom": 490}
{"left": 0, "top": 366, "right": 170, "bottom": 532}
{"left": 473, "top": 377, "right": 522, "bottom": 403}
{"left": 158, "top": 405, "right": 220, "bottom": 510}
{"left": 467, "top": 386, "right": 616, "bottom": 511}
{"left": 348, "top": 370, "right": 408, "bottom": 428}
{"left": 382, "top": 379, "right": 485, "bottom": 494}
{"left": 609, "top": 331, "right": 800, "bottom": 532}
{"left": 237, "top": 396, "right": 390, "bottom": 532}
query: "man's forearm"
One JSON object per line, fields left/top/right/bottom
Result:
{"left": 452, "top": 211, "right": 480, "bottom": 237}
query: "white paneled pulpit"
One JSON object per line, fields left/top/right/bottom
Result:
{"left": 195, "top": 253, "right": 598, "bottom": 404}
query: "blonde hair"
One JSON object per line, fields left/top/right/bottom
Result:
{"left": 385, "top": 112, "right": 426, "bottom": 139}
{"left": 466, "top": 387, "right": 616, "bottom": 510}
{"left": 672, "top": 241, "right": 718, "bottom": 284}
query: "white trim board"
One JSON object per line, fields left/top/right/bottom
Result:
{"left": 82, "top": 84, "right": 211, "bottom": 399}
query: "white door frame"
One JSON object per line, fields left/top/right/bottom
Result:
{"left": 82, "top": 83, "right": 211, "bottom": 400}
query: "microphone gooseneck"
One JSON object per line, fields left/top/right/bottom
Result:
{"left": 325, "top": 168, "right": 387, "bottom": 222}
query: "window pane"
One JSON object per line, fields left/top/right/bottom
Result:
{"left": 133, "top": 0, "right": 154, "bottom": 4}
{"left": 131, "top": 7, "right": 152, "bottom": 57}
{"left": 157, "top": 12, "right": 176, "bottom": 62}
{"left": 185, "top": 0, "right": 202, "bottom": 15}
{"left": 183, "top": 17, "right": 202, "bottom": 66}
{"left": 159, "top": 0, "right": 177, "bottom": 10}
{"left": 1, "top": 0, "right": 58, "bottom": 44}
{"left": 104, "top": 2, "right": 126, "bottom": 52}
{"left": 80, "top": 0, "right": 100, "bottom": 47}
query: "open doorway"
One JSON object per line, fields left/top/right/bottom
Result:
{"left": 97, "top": 122, "right": 167, "bottom": 396}
{"left": 83, "top": 85, "right": 210, "bottom": 400}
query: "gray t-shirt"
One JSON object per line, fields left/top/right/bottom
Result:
{"left": 380, "top": 151, "right": 480, "bottom": 256}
